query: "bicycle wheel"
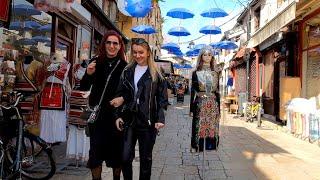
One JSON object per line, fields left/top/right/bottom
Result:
{"left": 6, "top": 132, "right": 56, "bottom": 180}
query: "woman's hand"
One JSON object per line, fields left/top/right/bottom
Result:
{"left": 86, "top": 60, "right": 96, "bottom": 75}
{"left": 115, "top": 118, "right": 124, "bottom": 131}
{"left": 155, "top": 122, "right": 165, "bottom": 130}
{"left": 110, "top": 97, "right": 124, "bottom": 107}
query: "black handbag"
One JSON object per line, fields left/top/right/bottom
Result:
{"left": 80, "top": 60, "right": 121, "bottom": 136}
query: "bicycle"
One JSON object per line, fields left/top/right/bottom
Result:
{"left": 245, "top": 96, "right": 261, "bottom": 125}
{"left": 0, "top": 92, "right": 56, "bottom": 180}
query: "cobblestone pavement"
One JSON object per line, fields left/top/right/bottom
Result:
{"left": 52, "top": 96, "right": 320, "bottom": 180}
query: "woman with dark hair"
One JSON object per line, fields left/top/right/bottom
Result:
{"left": 80, "top": 30, "right": 127, "bottom": 180}
{"left": 190, "top": 45, "right": 221, "bottom": 152}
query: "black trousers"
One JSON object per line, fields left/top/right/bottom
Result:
{"left": 122, "top": 126, "right": 157, "bottom": 180}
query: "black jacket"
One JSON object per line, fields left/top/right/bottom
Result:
{"left": 80, "top": 56, "right": 127, "bottom": 116}
{"left": 116, "top": 63, "right": 168, "bottom": 127}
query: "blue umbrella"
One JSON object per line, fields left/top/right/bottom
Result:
{"left": 125, "top": 0, "right": 152, "bottom": 17}
{"left": 193, "top": 44, "right": 207, "bottom": 53}
{"left": 168, "top": 27, "right": 191, "bottom": 36}
{"left": 173, "top": 63, "right": 183, "bottom": 69}
{"left": 169, "top": 49, "right": 184, "bottom": 56}
{"left": 210, "top": 42, "right": 220, "bottom": 49}
{"left": 32, "top": 35, "right": 51, "bottom": 43}
{"left": 182, "top": 64, "right": 192, "bottom": 69}
{"left": 38, "top": 24, "right": 52, "bottom": 32}
{"left": 201, "top": 8, "right": 228, "bottom": 18}
{"left": 185, "top": 49, "right": 199, "bottom": 57}
{"left": 14, "top": 4, "right": 41, "bottom": 16}
{"left": 18, "top": 38, "right": 37, "bottom": 45}
{"left": 217, "top": 41, "right": 238, "bottom": 50}
{"left": 161, "top": 42, "right": 180, "bottom": 51}
{"left": 199, "top": 25, "right": 222, "bottom": 35}
{"left": 9, "top": 21, "right": 41, "bottom": 30}
{"left": 131, "top": 25, "right": 156, "bottom": 34}
{"left": 166, "top": 8, "right": 194, "bottom": 19}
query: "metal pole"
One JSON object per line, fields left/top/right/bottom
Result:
{"left": 202, "top": 138, "right": 206, "bottom": 180}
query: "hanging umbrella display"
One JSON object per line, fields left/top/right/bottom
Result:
{"left": 173, "top": 63, "right": 183, "bottom": 69}
{"left": 38, "top": 24, "right": 52, "bottom": 32}
{"left": 217, "top": 41, "right": 238, "bottom": 50}
{"left": 131, "top": 25, "right": 156, "bottom": 34}
{"left": 182, "top": 64, "right": 193, "bottom": 69}
{"left": 201, "top": 8, "right": 228, "bottom": 18}
{"left": 32, "top": 35, "right": 51, "bottom": 43}
{"left": 161, "top": 42, "right": 180, "bottom": 52}
{"left": 199, "top": 25, "right": 221, "bottom": 35}
{"left": 18, "top": 38, "right": 37, "bottom": 46}
{"left": 9, "top": 21, "right": 41, "bottom": 31}
{"left": 116, "top": 0, "right": 132, "bottom": 16}
{"left": 166, "top": 8, "right": 194, "bottom": 19}
{"left": 125, "top": 0, "right": 152, "bottom": 17}
{"left": 14, "top": 4, "right": 42, "bottom": 16}
{"left": 169, "top": 49, "right": 184, "bottom": 56}
{"left": 168, "top": 26, "right": 191, "bottom": 36}
{"left": 185, "top": 49, "right": 199, "bottom": 57}
{"left": 210, "top": 42, "right": 220, "bottom": 49}
{"left": 193, "top": 44, "right": 207, "bottom": 53}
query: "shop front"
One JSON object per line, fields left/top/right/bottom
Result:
{"left": 300, "top": 9, "right": 320, "bottom": 99}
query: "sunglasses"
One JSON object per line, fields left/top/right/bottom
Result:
{"left": 105, "top": 41, "right": 119, "bottom": 46}
{"left": 131, "top": 38, "right": 149, "bottom": 45}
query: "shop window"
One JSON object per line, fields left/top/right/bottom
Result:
{"left": 76, "top": 26, "right": 91, "bottom": 64}
{"left": 1, "top": 0, "right": 52, "bottom": 62}
{"left": 306, "top": 48, "right": 320, "bottom": 98}
{"left": 58, "top": 19, "right": 73, "bottom": 39}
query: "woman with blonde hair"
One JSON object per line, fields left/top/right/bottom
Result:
{"left": 113, "top": 37, "right": 168, "bottom": 180}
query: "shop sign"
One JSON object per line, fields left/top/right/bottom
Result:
{"left": 225, "top": 25, "right": 245, "bottom": 39}
{"left": 0, "top": 0, "right": 10, "bottom": 22}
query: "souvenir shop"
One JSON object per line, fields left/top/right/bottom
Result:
{"left": 0, "top": 0, "right": 126, "bottom": 165}
{"left": 285, "top": 7, "right": 320, "bottom": 145}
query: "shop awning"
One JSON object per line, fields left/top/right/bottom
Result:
{"left": 247, "top": 2, "right": 296, "bottom": 48}
{"left": 229, "top": 47, "right": 261, "bottom": 68}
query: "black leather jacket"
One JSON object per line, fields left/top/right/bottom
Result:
{"left": 116, "top": 63, "right": 168, "bottom": 127}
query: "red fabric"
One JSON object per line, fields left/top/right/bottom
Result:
{"left": 40, "top": 83, "right": 65, "bottom": 109}
{"left": 0, "top": 0, "right": 10, "bottom": 22}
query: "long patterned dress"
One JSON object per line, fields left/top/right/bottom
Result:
{"left": 190, "top": 68, "right": 220, "bottom": 151}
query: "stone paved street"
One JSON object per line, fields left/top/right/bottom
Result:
{"left": 52, "top": 96, "right": 320, "bottom": 180}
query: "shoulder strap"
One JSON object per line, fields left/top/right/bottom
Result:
{"left": 97, "top": 60, "right": 121, "bottom": 107}
{"left": 20, "top": 62, "right": 38, "bottom": 91}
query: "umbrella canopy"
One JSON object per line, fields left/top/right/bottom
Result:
{"left": 32, "top": 35, "right": 51, "bottom": 43}
{"left": 125, "top": 0, "right": 152, "bottom": 17}
{"left": 173, "top": 63, "right": 183, "bottom": 69}
{"left": 185, "top": 49, "right": 199, "bottom": 57}
{"left": 9, "top": 21, "right": 41, "bottom": 31}
{"left": 193, "top": 44, "right": 207, "bottom": 53}
{"left": 161, "top": 42, "right": 180, "bottom": 51}
{"left": 217, "top": 41, "right": 238, "bottom": 50}
{"left": 166, "top": 8, "right": 194, "bottom": 19}
{"left": 199, "top": 25, "right": 222, "bottom": 35}
{"left": 14, "top": 4, "right": 41, "bottom": 16}
{"left": 182, "top": 64, "right": 192, "bottom": 69}
{"left": 201, "top": 8, "right": 228, "bottom": 18}
{"left": 38, "top": 24, "right": 52, "bottom": 32}
{"left": 18, "top": 38, "right": 37, "bottom": 45}
{"left": 168, "top": 27, "right": 191, "bottom": 36}
{"left": 209, "top": 42, "right": 220, "bottom": 49}
{"left": 169, "top": 49, "right": 184, "bottom": 56}
{"left": 131, "top": 25, "right": 156, "bottom": 34}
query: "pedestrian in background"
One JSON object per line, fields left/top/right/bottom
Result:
{"left": 115, "top": 38, "right": 168, "bottom": 180}
{"left": 80, "top": 30, "right": 127, "bottom": 180}
{"left": 189, "top": 46, "right": 221, "bottom": 152}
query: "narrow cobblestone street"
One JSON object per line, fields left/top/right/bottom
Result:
{"left": 52, "top": 96, "right": 320, "bottom": 180}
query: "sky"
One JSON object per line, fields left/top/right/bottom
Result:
{"left": 159, "top": 0, "right": 248, "bottom": 54}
